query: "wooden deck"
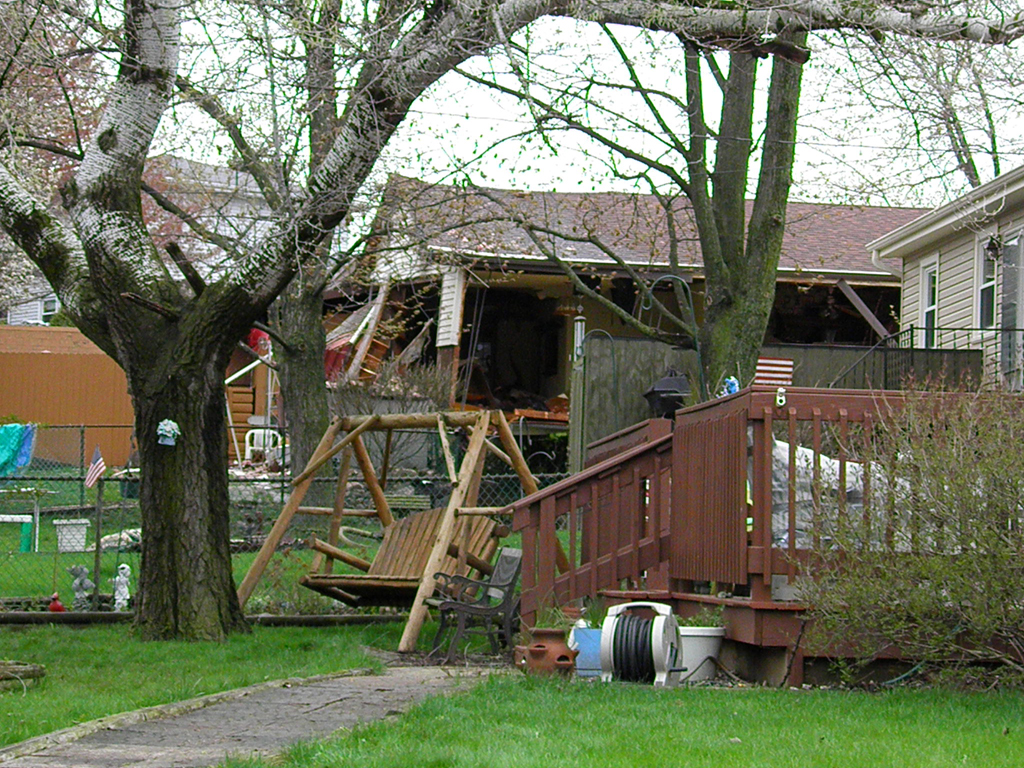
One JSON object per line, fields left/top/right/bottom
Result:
{"left": 511, "top": 386, "right": 906, "bottom": 685}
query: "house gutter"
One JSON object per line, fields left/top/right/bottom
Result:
{"left": 427, "top": 244, "right": 702, "bottom": 271}
{"left": 866, "top": 164, "right": 1024, "bottom": 264}
{"left": 430, "top": 246, "right": 897, "bottom": 285}
{"left": 870, "top": 249, "right": 896, "bottom": 277}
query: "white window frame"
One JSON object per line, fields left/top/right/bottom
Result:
{"left": 976, "top": 234, "right": 998, "bottom": 331}
{"left": 41, "top": 295, "right": 59, "bottom": 324}
{"left": 1004, "top": 229, "right": 1024, "bottom": 332}
{"left": 921, "top": 257, "right": 939, "bottom": 348}
{"left": 998, "top": 231, "right": 1024, "bottom": 390}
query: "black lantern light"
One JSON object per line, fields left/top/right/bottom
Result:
{"left": 985, "top": 235, "right": 1004, "bottom": 261}
{"left": 642, "top": 369, "right": 692, "bottom": 418}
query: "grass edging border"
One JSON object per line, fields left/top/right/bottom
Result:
{"left": 0, "top": 613, "right": 407, "bottom": 626}
{"left": 0, "top": 668, "right": 376, "bottom": 764}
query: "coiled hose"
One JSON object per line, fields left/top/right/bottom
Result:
{"left": 612, "top": 614, "right": 655, "bottom": 684}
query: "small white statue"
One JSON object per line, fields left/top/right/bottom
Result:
{"left": 66, "top": 565, "right": 95, "bottom": 611}
{"left": 112, "top": 563, "right": 132, "bottom": 611}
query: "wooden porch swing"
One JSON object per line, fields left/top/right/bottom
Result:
{"left": 236, "top": 410, "right": 540, "bottom": 652}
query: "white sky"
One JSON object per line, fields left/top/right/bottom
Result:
{"left": 377, "top": 19, "right": 1024, "bottom": 209}
{"left": 151, "top": 14, "right": 1024, "bottom": 217}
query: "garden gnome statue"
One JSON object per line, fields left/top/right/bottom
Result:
{"left": 112, "top": 563, "right": 131, "bottom": 611}
{"left": 66, "top": 565, "right": 95, "bottom": 611}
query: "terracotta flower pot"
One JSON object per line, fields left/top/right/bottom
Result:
{"left": 524, "top": 627, "right": 577, "bottom": 676}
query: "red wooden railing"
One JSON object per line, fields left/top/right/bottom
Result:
{"left": 512, "top": 431, "right": 673, "bottom": 626}
{"left": 513, "top": 386, "right": 899, "bottom": 625}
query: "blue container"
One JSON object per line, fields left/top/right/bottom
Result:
{"left": 571, "top": 627, "right": 602, "bottom": 678}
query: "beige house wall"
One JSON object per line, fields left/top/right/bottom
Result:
{"left": 889, "top": 169, "right": 1024, "bottom": 388}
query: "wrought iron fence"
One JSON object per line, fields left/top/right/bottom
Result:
{"left": 827, "top": 326, "right": 997, "bottom": 390}
{"left": 890, "top": 325, "right": 1012, "bottom": 388}
{"left": 0, "top": 423, "right": 566, "bottom": 615}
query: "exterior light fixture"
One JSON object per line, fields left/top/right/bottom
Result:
{"left": 642, "top": 369, "right": 692, "bottom": 418}
{"left": 985, "top": 235, "right": 1003, "bottom": 261}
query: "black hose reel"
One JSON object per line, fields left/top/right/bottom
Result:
{"left": 599, "top": 601, "right": 682, "bottom": 687}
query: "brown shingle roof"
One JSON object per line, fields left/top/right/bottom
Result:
{"left": 376, "top": 176, "right": 924, "bottom": 282}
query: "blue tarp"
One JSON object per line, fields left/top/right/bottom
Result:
{"left": 0, "top": 424, "right": 36, "bottom": 477}
{"left": 17, "top": 424, "right": 35, "bottom": 468}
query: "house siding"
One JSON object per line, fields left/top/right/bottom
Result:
{"left": 994, "top": 212, "right": 1024, "bottom": 334}
{"left": 903, "top": 234, "right": 980, "bottom": 342}
{"left": 1003, "top": 209, "right": 1024, "bottom": 236}
{"left": 939, "top": 236, "right": 975, "bottom": 332}
{"left": 5, "top": 293, "right": 59, "bottom": 326}
{"left": 6, "top": 300, "right": 43, "bottom": 325}
{"left": 902, "top": 254, "right": 921, "bottom": 330}
{"left": 893, "top": 172, "right": 1024, "bottom": 388}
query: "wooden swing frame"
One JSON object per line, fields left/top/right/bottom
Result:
{"left": 236, "top": 410, "right": 547, "bottom": 652}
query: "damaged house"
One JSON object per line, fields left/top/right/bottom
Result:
{"left": 337, "top": 176, "right": 925, "bottom": 438}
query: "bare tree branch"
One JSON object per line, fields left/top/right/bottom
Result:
{"left": 143, "top": 182, "right": 245, "bottom": 260}
{"left": 175, "top": 76, "right": 285, "bottom": 212}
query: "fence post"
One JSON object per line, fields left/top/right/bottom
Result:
{"left": 79, "top": 425, "right": 86, "bottom": 509}
{"left": 93, "top": 479, "right": 104, "bottom": 608}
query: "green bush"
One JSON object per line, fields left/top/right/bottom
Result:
{"left": 802, "top": 387, "right": 1024, "bottom": 686}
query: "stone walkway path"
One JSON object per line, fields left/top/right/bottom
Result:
{"left": 0, "top": 666, "right": 485, "bottom": 768}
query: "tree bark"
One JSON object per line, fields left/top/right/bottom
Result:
{"left": 272, "top": 278, "right": 330, "bottom": 498}
{"left": 699, "top": 34, "right": 807, "bottom": 390}
{"left": 269, "top": 3, "right": 338, "bottom": 500}
{"left": 132, "top": 350, "right": 249, "bottom": 640}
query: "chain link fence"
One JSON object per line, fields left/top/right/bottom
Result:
{"left": 0, "top": 425, "right": 141, "bottom": 611}
{"left": 1, "top": 424, "right": 566, "bottom": 615}
{"left": 237, "top": 468, "right": 567, "bottom": 615}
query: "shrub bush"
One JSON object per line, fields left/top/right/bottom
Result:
{"left": 801, "top": 387, "right": 1024, "bottom": 685}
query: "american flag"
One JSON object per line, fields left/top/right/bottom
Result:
{"left": 84, "top": 446, "right": 106, "bottom": 488}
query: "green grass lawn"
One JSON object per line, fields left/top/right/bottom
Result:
{"left": 0, "top": 527, "right": 336, "bottom": 611}
{"left": 0, "top": 550, "right": 142, "bottom": 603}
{"left": 0, "top": 622, "right": 405, "bottom": 747}
{"left": 6, "top": 624, "right": 1024, "bottom": 767}
{"left": 228, "top": 676, "right": 1024, "bottom": 768}
{"left": 0, "top": 492, "right": 523, "bottom": 610}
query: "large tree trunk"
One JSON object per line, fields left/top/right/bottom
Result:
{"left": 268, "top": 9, "right": 338, "bottom": 499}
{"left": 272, "top": 280, "right": 330, "bottom": 493}
{"left": 698, "top": 34, "right": 807, "bottom": 391}
{"left": 700, "top": 290, "right": 778, "bottom": 389}
{"left": 132, "top": 357, "right": 249, "bottom": 641}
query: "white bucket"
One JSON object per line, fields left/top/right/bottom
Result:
{"left": 53, "top": 519, "right": 90, "bottom": 552}
{"left": 677, "top": 626, "right": 726, "bottom": 682}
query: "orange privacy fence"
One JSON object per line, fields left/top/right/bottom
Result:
{"left": 0, "top": 326, "right": 133, "bottom": 465}
{"left": 0, "top": 326, "right": 273, "bottom": 464}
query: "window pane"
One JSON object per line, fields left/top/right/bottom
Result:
{"left": 925, "top": 308, "right": 937, "bottom": 348}
{"left": 981, "top": 285, "right": 995, "bottom": 328}
{"left": 984, "top": 257, "right": 996, "bottom": 283}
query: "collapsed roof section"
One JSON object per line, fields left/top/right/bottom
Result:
{"left": 362, "top": 175, "right": 927, "bottom": 289}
